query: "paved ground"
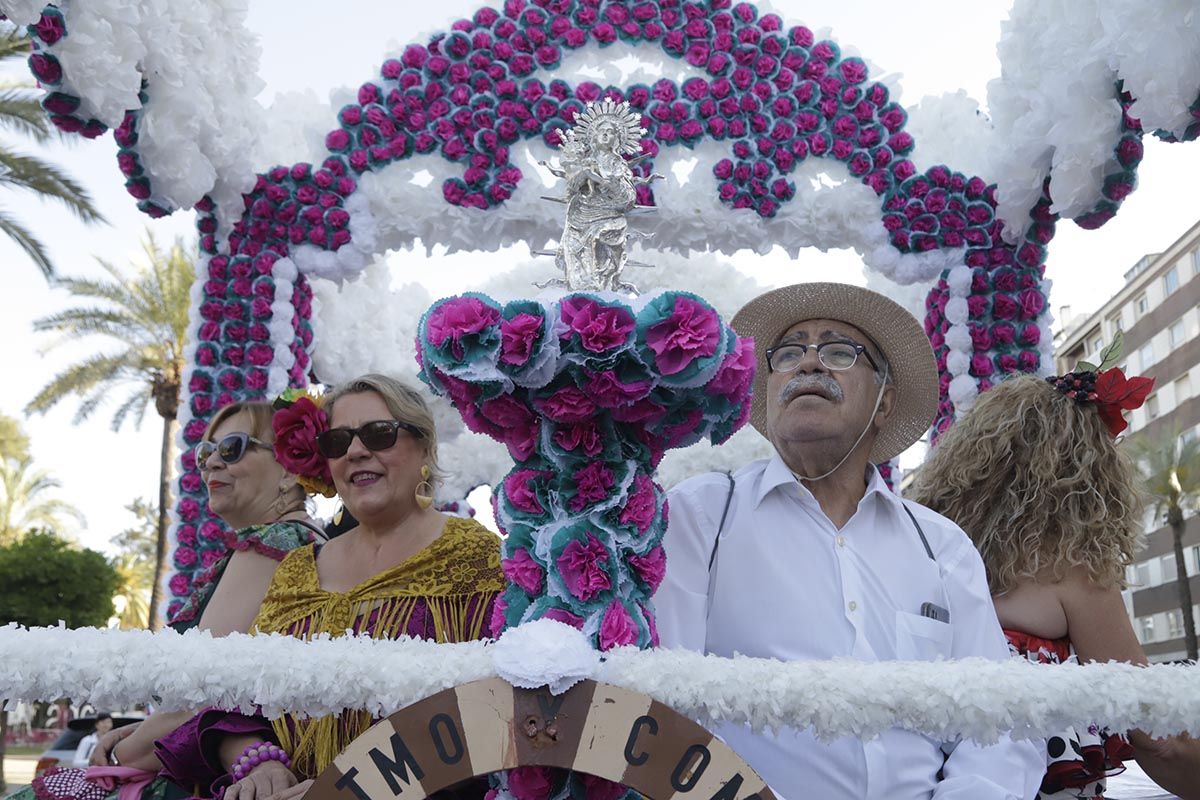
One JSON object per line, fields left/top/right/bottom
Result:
{"left": 1, "top": 755, "right": 36, "bottom": 799}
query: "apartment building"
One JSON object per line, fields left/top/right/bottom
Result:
{"left": 1056, "top": 219, "right": 1200, "bottom": 662}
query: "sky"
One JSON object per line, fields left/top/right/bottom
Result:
{"left": 3, "top": 0, "right": 1200, "bottom": 555}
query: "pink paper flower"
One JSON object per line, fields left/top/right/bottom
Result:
{"left": 489, "top": 594, "right": 508, "bottom": 637}
{"left": 619, "top": 474, "right": 658, "bottom": 534}
{"left": 570, "top": 463, "right": 615, "bottom": 512}
{"left": 1018, "top": 289, "right": 1045, "bottom": 320}
{"left": 543, "top": 607, "right": 585, "bottom": 629}
{"left": 425, "top": 296, "right": 501, "bottom": 359}
{"left": 645, "top": 296, "right": 721, "bottom": 374}
{"left": 504, "top": 469, "right": 548, "bottom": 515}
{"left": 502, "top": 548, "right": 545, "bottom": 595}
{"left": 584, "top": 369, "right": 654, "bottom": 408}
{"left": 508, "top": 767, "right": 554, "bottom": 800}
{"left": 480, "top": 396, "right": 539, "bottom": 461}
{"left": 553, "top": 421, "right": 605, "bottom": 457}
{"left": 537, "top": 385, "right": 597, "bottom": 422}
{"left": 599, "top": 599, "right": 639, "bottom": 650}
{"left": 500, "top": 312, "right": 543, "bottom": 365}
{"left": 560, "top": 296, "right": 635, "bottom": 353}
{"left": 629, "top": 545, "right": 667, "bottom": 593}
{"left": 582, "top": 775, "right": 627, "bottom": 800}
{"left": 708, "top": 336, "right": 755, "bottom": 398}
{"left": 168, "top": 573, "right": 192, "bottom": 597}
{"left": 557, "top": 532, "right": 611, "bottom": 601}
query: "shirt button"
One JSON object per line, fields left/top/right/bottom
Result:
{"left": 848, "top": 601, "right": 858, "bottom": 612}
{"left": 836, "top": 535, "right": 846, "bottom": 547}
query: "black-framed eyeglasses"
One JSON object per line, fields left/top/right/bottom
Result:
{"left": 196, "top": 433, "right": 269, "bottom": 467}
{"left": 765, "top": 341, "right": 880, "bottom": 373}
{"left": 315, "top": 419, "right": 424, "bottom": 459}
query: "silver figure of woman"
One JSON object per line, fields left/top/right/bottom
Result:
{"left": 540, "top": 100, "right": 662, "bottom": 293}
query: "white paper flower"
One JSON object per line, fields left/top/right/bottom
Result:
{"left": 491, "top": 619, "right": 599, "bottom": 695}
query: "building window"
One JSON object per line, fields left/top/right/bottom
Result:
{"left": 1170, "top": 319, "right": 1186, "bottom": 348}
{"left": 1140, "top": 616, "right": 1156, "bottom": 642}
{"left": 1177, "top": 374, "right": 1192, "bottom": 404}
{"left": 1193, "top": 248, "right": 1200, "bottom": 274}
{"left": 1168, "top": 609, "right": 1185, "bottom": 639}
{"left": 1192, "top": 545, "right": 1200, "bottom": 576}
{"left": 1163, "top": 553, "right": 1178, "bottom": 581}
{"left": 1108, "top": 314, "right": 1124, "bottom": 338}
{"left": 1136, "top": 294, "right": 1149, "bottom": 317}
{"left": 1164, "top": 267, "right": 1180, "bottom": 295}
{"left": 1091, "top": 336, "right": 1104, "bottom": 355}
{"left": 1184, "top": 427, "right": 1199, "bottom": 447}
{"left": 1140, "top": 342, "right": 1156, "bottom": 369}
{"left": 1147, "top": 394, "right": 1160, "bottom": 420}
{"left": 1136, "top": 561, "right": 1152, "bottom": 587}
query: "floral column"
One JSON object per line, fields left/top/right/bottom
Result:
{"left": 417, "top": 289, "right": 753, "bottom": 800}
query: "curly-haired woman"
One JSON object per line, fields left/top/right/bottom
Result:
{"left": 910, "top": 373, "right": 1199, "bottom": 800}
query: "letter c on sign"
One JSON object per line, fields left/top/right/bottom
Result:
{"left": 624, "top": 715, "right": 658, "bottom": 766}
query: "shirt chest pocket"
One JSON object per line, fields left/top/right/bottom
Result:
{"left": 895, "top": 610, "right": 953, "bottom": 661}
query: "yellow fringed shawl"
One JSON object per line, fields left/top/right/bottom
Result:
{"left": 250, "top": 517, "right": 503, "bottom": 778}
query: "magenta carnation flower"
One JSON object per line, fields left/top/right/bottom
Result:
{"left": 557, "top": 532, "right": 611, "bottom": 601}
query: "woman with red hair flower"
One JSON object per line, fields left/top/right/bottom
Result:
{"left": 911, "top": 360, "right": 1200, "bottom": 800}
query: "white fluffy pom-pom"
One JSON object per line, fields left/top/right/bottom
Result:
{"left": 491, "top": 619, "right": 599, "bottom": 695}
{"left": 944, "top": 297, "right": 969, "bottom": 326}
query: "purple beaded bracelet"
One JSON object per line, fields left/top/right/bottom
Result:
{"left": 230, "top": 742, "right": 291, "bottom": 781}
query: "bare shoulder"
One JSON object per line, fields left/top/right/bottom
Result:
{"left": 1052, "top": 563, "right": 1119, "bottom": 602}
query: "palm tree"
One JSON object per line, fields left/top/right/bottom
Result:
{"left": 110, "top": 498, "right": 157, "bottom": 628}
{"left": 0, "top": 455, "right": 83, "bottom": 544}
{"left": 0, "top": 23, "right": 105, "bottom": 277}
{"left": 1131, "top": 431, "right": 1200, "bottom": 661}
{"left": 26, "top": 234, "right": 195, "bottom": 628}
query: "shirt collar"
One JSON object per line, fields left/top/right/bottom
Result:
{"left": 754, "top": 449, "right": 899, "bottom": 509}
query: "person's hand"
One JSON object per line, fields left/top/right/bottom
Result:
{"left": 1129, "top": 729, "right": 1200, "bottom": 800}
{"left": 224, "top": 760, "right": 297, "bottom": 800}
{"left": 91, "top": 723, "right": 138, "bottom": 766}
{"left": 264, "top": 778, "right": 312, "bottom": 800}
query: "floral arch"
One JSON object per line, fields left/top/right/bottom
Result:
{"left": 9, "top": 0, "right": 1200, "bottom": 630}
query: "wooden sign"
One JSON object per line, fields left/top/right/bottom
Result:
{"left": 303, "top": 679, "right": 774, "bottom": 800}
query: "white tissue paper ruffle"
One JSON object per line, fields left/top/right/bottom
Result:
{"left": 491, "top": 619, "right": 600, "bottom": 695}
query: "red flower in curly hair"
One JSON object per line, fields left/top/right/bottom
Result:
{"left": 1094, "top": 368, "right": 1155, "bottom": 437}
{"left": 272, "top": 396, "right": 335, "bottom": 495}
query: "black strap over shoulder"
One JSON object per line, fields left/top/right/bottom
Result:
{"left": 901, "top": 503, "right": 936, "bottom": 561}
{"left": 707, "top": 471, "right": 736, "bottom": 572}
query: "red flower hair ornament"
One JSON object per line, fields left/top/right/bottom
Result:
{"left": 272, "top": 388, "right": 336, "bottom": 497}
{"left": 1046, "top": 331, "right": 1155, "bottom": 437}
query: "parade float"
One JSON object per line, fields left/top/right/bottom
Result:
{"left": 3, "top": 0, "right": 1200, "bottom": 797}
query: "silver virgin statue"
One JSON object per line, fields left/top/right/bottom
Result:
{"left": 538, "top": 99, "right": 663, "bottom": 293}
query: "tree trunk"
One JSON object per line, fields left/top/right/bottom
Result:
{"left": 1170, "top": 507, "right": 1198, "bottom": 661}
{"left": 147, "top": 415, "right": 176, "bottom": 631}
{"left": 0, "top": 703, "right": 8, "bottom": 794}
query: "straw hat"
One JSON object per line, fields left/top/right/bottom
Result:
{"left": 731, "top": 282, "right": 939, "bottom": 463}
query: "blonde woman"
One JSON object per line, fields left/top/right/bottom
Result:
{"left": 155, "top": 375, "right": 502, "bottom": 800}
{"left": 910, "top": 372, "right": 1199, "bottom": 800}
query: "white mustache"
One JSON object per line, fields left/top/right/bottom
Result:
{"left": 779, "top": 374, "right": 844, "bottom": 405}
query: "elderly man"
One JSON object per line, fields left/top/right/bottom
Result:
{"left": 656, "top": 283, "right": 1044, "bottom": 799}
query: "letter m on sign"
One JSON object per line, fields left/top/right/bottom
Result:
{"left": 369, "top": 733, "right": 426, "bottom": 795}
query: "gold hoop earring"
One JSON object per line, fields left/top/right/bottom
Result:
{"left": 415, "top": 464, "right": 434, "bottom": 510}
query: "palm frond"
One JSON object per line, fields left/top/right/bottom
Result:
{"left": 0, "top": 27, "right": 32, "bottom": 63}
{"left": 0, "top": 208, "right": 53, "bottom": 276}
{"left": 110, "top": 390, "right": 151, "bottom": 432}
{"left": 0, "top": 88, "right": 52, "bottom": 141}
{"left": 25, "top": 352, "right": 142, "bottom": 417}
{"left": 0, "top": 149, "right": 106, "bottom": 223}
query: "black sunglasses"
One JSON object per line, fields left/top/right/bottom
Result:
{"left": 316, "top": 419, "right": 423, "bottom": 459}
{"left": 196, "top": 433, "right": 269, "bottom": 467}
